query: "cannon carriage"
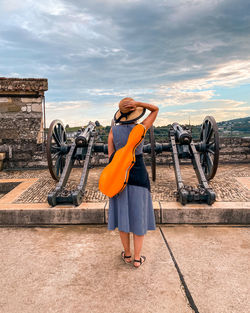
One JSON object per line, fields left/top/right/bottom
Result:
{"left": 46, "top": 116, "right": 219, "bottom": 206}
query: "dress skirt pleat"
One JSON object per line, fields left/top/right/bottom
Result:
{"left": 108, "top": 184, "right": 156, "bottom": 236}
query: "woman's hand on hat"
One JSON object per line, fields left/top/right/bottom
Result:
{"left": 122, "top": 98, "right": 137, "bottom": 111}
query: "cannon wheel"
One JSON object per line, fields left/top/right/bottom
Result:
{"left": 46, "top": 120, "right": 67, "bottom": 181}
{"left": 199, "top": 116, "right": 219, "bottom": 180}
{"left": 149, "top": 126, "right": 156, "bottom": 181}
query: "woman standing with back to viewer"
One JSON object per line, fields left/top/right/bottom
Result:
{"left": 107, "top": 97, "right": 159, "bottom": 268}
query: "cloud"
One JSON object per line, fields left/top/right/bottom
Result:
{"left": 158, "top": 98, "right": 250, "bottom": 125}
{"left": 0, "top": 0, "right": 250, "bottom": 125}
{"left": 85, "top": 88, "right": 154, "bottom": 97}
{"left": 46, "top": 100, "right": 91, "bottom": 110}
{"left": 148, "top": 60, "right": 250, "bottom": 124}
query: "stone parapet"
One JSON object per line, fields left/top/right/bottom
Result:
{"left": 0, "top": 78, "right": 48, "bottom": 96}
{"left": 92, "top": 136, "right": 250, "bottom": 166}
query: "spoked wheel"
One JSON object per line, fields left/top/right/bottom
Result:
{"left": 199, "top": 116, "right": 219, "bottom": 180}
{"left": 46, "top": 120, "right": 68, "bottom": 181}
{"left": 149, "top": 126, "right": 156, "bottom": 181}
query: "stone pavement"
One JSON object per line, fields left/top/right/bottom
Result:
{"left": 0, "top": 164, "right": 249, "bottom": 225}
{"left": 0, "top": 225, "right": 249, "bottom": 313}
{"left": 0, "top": 164, "right": 249, "bottom": 203}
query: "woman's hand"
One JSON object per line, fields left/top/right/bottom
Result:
{"left": 121, "top": 98, "right": 137, "bottom": 111}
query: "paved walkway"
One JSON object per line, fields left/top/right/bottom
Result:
{"left": 0, "top": 225, "right": 249, "bottom": 313}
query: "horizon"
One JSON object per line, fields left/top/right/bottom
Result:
{"left": 1, "top": 0, "right": 250, "bottom": 127}
{"left": 57, "top": 115, "right": 250, "bottom": 129}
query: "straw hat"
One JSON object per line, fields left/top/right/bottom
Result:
{"left": 114, "top": 98, "right": 146, "bottom": 124}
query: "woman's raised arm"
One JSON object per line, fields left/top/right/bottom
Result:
{"left": 137, "top": 102, "right": 159, "bottom": 130}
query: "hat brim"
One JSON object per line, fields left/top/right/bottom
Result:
{"left": 114, "top": 107, "right": 146, "bottom": 124}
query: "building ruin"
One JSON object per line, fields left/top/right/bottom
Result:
{"left": 0, "top": 78, "right": 48, "bottom": 168}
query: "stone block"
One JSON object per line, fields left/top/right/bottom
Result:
{"left": 8, "top": 104, "right": 21, "bottom": 112}
{"left": 0, "top": 102, "right": 20, "bottom": 113}
{"left": 153, "top": 201, "right": 161, "bottom": 223}
{"left": 160, "top": 202, "right": 250, "bottom": 224}
{"left": 13, "top": 152, "right": 33, "bottom": 161}
{"left": 233, "top": 147, "right": 245, "bottom": 153}
{"left": 21, "top": 97, "right": 42, "bottom": 103}
{"left": 242, "top": 142, "right": 250, "bottom": 147}
{"left": 27, "top": 160, "right": 47, "bottom": 167}
{"left": 0, "top": 206, "right": 106, "bottom": 225}
{"left": 0, "top": 153, "right": 6, "bottom": 171}
{"left": 0, "top": 153, "right": 6, "bottom": 161}
{"left": 0, "top": 97, "right": 10, "bottom": 103}
{"left": 31, "top": 103, "right": 42, "bottom": 112}
{"left": 0, "top": 129, "right": 19, "bottom": 139}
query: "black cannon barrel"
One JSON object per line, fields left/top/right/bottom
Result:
{"left": 95, "top": 142, "right": 171, "bottom": 155}
{"left": 75, "top": 121, "right": 96, "bottom": 147}
{"left": 93, "top": 143, "right": 108, "bottom": 154}
{"left": 172, "top": 122, "right": 192, "bottom": 145}
{"left": 143, "top": 143, "right": 171, "bottom": 154}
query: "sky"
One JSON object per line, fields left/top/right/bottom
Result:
{"left": 0, "top": 0, "right": 250, "bottom": 127}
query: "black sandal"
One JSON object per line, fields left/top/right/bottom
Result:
{"left": 133, "top": 256, "right": 146, "bottom": 268}
{"left": 121, "top": 251, "right": 132, "bottom": 263}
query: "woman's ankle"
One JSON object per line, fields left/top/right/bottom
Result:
{"left": 134, "top": 254, "right": 140, "bottom": 260}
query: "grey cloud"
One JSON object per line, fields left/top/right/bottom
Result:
{"left": 0, "top": 0, "right": 250, "bottom": 108}
{"left": 60, "top": 0, "right": 250, "bottom": 82}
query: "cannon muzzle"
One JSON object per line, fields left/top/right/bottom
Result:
{"left": 172, "top": 122, "right": 192, "bottom": 144}
{"left": 75, "top": 121, "right": 96, "bottom": 147}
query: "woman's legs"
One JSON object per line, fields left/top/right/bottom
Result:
{"left": 119, "top": 231, "right": 132, "bottom": 262}
{"left": 119, "top": 231, "right": 145, "bottom": 266}
{"left": 133, "top": 233, "right": 145, "bottom": 267}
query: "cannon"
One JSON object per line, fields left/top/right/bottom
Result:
{"left": 46, "top": 116, "right": 219, "bottom": 206}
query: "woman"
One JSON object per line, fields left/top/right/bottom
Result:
{"left": 107, "top": 97, "right": 159, "bottom": 268}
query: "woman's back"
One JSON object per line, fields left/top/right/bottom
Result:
{"left": 111, "top": 123, "right": 144, "bottom": 155}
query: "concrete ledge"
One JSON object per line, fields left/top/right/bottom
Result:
{"left": 160, "top": 202, "right": 250, "bottom": 224}
{"left": 0, "top": 201, "right": 249, "bottom": 225}
{"left": 0, "top": 203, "right": 105, "bottom": 225}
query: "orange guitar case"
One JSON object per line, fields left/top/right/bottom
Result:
{"left": 99, "top": 123, "right": 146, "bottom": 198}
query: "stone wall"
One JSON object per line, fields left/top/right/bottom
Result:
{"left": 16, "top": 134, "right": 249, "bottom": 168}
{"left": 218, "top": 137, "right": 250, "bottom": 163}
{"left": 92, "top": 136, "right": 250, "bottom": 166}
{"left": 0, "top": 78, "right": 48, "bottom": 168}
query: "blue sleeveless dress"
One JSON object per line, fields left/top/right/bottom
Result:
{"left": 108, "top": 123, "right": 156, "bottom": 236}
